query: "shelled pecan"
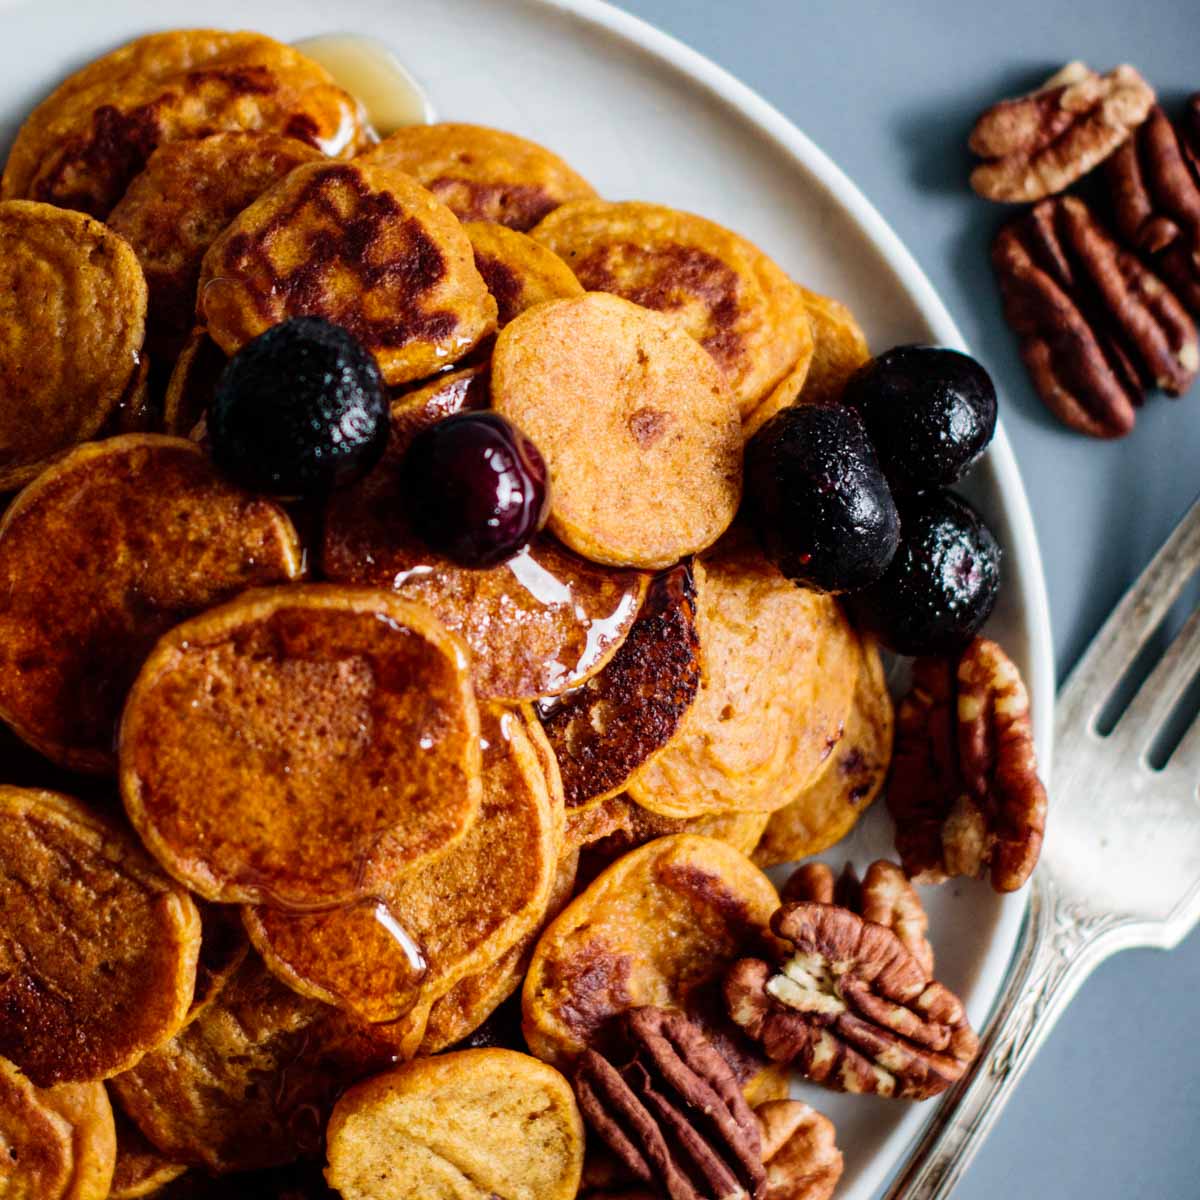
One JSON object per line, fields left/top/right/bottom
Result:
{"left": 573, "top": 1006, "right": 766, "bottom": 1200}
{"left": 969, "top": 62, "right": 1155, "bottom": 202}
{"left": 1106, "top": 105, "right": 1200, "bottom": 313}
{"left": 725, "top": 903, "right": 978, "bottom": 1101}
{"left": 756, "top": 1100, "right": 843, "bottom": 1200}
{"left": 992, "top": 194, "right": 1198, "bottom": 436}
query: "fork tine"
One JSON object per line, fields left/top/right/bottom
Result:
{"left": 1109, "top": 605, "right": 1200, "bottom": 757}
{"left": 1058, "top": 494, "right": 1200, "bottom": 732}
{"left": 1160, "top": 695, "right": 1200, "bottom": 776}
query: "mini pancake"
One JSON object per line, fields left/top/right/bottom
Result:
{"left": 110, "top": 957, "right": 404, "bottom": 1174}
{"left": 492, "top": 292, "right": 743, "bottom": 568}
{"left": 198, "top": 161, "right": 497, "bottom": 386}
{"left": 109, "top": 1105, "right": 188, "bottom": 1199}
{"left": 325, "top": 1049, "right": 585, "bottom": 1200}
{"left": 162, "top": 329, "right": 225, "bottom": 436}
{"left": 108, "top": 132, "right": 324, "bottom": 358}
{"left": 418, "top": 846, "right": 580, "bottom": 1054}
{"left": 323, "top": 368, "right": 649, "bottom": 701}
{"left": 795, "top": 285, "right": 871, "bottom": 407}
{"left": 531, "top": 200, "right": 812, "bottom": 414}
{"left": 1, "top": 30, "right": 368, "bottom": 218}
{"left": 187, "top": 903, "right": 250, "bottom": 1022}
{"left": 537, "top": 562, "right": 702, "bottom": 809}
{"left": 741, "top": 352, "right": 811, "bottom": 441}
{"left": 521, "top": 833, "right": 779, "bottom": 1067}
{"left": 0, "top": 1058, "right": 116, "bottom": 1200}
{"left": 627, "top": 536, "right": 859, "bottom": 818}
{"left": 0, "top": 201, "right": 147, "bottom": 492}
{"left": 465, "top": 222, "right": 583, "bottom": 326}
{"left": 754, "top": 635, "right": 894, "bottom": 867}
{"left": 244, "top": 704, "right": 559, "bottom": 1025}
{"left": 121, "top": 584, "right": 481, "bottom": 908}
{"left": 0, "top": 435, "right": 303, "bottom": 773}
{"left": 357, "top": 122, "right": 596, "bottom": 231}
{"left": 0, "top": 789, "right": 201, "bottom": 1086}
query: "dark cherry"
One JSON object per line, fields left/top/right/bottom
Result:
{"left": 744, "top": 403, "right": 900, "bottom": 593}
{"left": 851, "top": 489, "right": 1001, "bottom": 656}
{"left": 399, "top": 411, "right": 550, "bottom": 568}
{"left": 209, "top": 317, "right": 388, "bottom": 499}
{"left": 843, "top": 345, "right": 997, "bottom": 491}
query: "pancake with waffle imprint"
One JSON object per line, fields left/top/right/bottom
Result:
{"left": 0, "top": 435, "right": 303, "bottom": 773}
{"left": 108, "top": 1105, "right": 188, "bottom": 1199}
{"left": 323, "top": 367, "right": 649, "bottom": 701}
{"left": 492, "top": 292, "right": 742, "bottom": 568}
{"left": 0, "top": 789, "right": 201, "bottom": 1087}
{"left": 0, "top": 201, "right": 147, "bottom": 492}
{"left": 1, "top": 30, "right": 368, "bottom": 218}
{"left": 521, "top": 835, "right": 783, "bottom": 1092}
{"left": 121, "top": 584, "right": 481, "bottom": 908}
{"left": 357, "top": 122, "right": 596, "bottom": 231}
{"left": 754, "top": 634, "right": 894, "bottom": 867}
{"left": 465, "top": 221, "right": 583, "bottom": 326}
{"left": 325, "top": 1049, "right": 585, "bottom": 1200}
{"left": 244, "top": 703, "right": 559, "bottom": 1027}
{"left": 626, "top": 534, "right": 859, "bottom": 819}
{"left": 198, "top": 160, "right": 496, "bottom": 386}
{"left": 531, "top": 200, "right": 812, "bottom": 415}
{"left": 0, "top": 1057, "right": 116, "bottom": 1200}
{"left": 108, "top": 132, "right": 324, "bottom": 358}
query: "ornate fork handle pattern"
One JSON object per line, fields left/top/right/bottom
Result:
{"left": 884, "top": 874, "right": 1130, "bottom": 1200}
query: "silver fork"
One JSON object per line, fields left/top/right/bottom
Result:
{"left": 886, "top": 495, "right": 1200, "bottom": 1199}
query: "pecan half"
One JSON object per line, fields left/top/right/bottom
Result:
{"left": 574, "top": 1006, "right": 766, "bottom": 1200}
{"left": 725, "top": 903, "right": 977, "bottom": 1101}
{"left": 993, "top": 194, "right": 1198, "bottom": 436}
{"left": 782, "top": 860, "right": 934, "bottom": 978}
{"left": 970, "top": 62, "right": 1154, "bottom": 202}
{"left": 1106, "top": 106, "right": 1200, "bottom": 313}
{"left": 756, "top": 1101, "right": 843, "bottom": 1200}
{"left": 888, "top": 637, "right": 1047, "bottom": 893}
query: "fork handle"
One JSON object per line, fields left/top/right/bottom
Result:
{"left": 884, "top": 873, "right": 1121, "bottom": 1199}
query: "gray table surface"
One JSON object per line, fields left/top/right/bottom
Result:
{"left": 611, "top": 1, "right": 1200, "bottom": 1197}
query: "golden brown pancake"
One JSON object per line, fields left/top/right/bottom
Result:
{"left": 162, "top": 329, "right": 225, "bottom": 436}
{"left": 357, "top": 122, "right": 596, "bottom": 231}
{"left": 198, "top": 160, "right": 497, "bottom": 386}
{"left": 627, "top": 535, "right": 859, "bottom": 818}
{"left": 537, "top": 562, "right": 702, "bottom": 809}
{"left": 754, "top": 635, "right": 894, "bottom": 867}
{"left": 740, "top": 352, "right": 812, "bottom": 440}
{"left": 0, "top": 201, "right": 147, "bottom": 492}
{"left": 108, "top": 132, "right": 324, "bottom": 358}
{"left": 465, "top": 221, "right": 583, "bottom": 326}
{"left": 0, "top": 789, "right": 201, "bottom": 1086}
{"left": 322, "top": 369, "right": 650, "bottom": 701}
{"left": 795, "top": 285, "right": 871, "bottom": 406}
{"left": 325, "top": 1049, "right": 585, "bottom": 1200}
{"left": 108, "top": 1104, "right": 188, "bottom": 1199}
{"left": 0, "top": 435, "right": 303, "bottom": 773}
{"left": 0, "top": 1057, "right": 116, "bottom": 1200}
{"left": 521, "top": 834, "right": 780, "bottom": 1067}
{"left": 110, "top": 956, "right": 404, "bottom": 1174}
{"left": 187, "top": 903, "right": 250, "bottom": 1023}
{"left": 492, "top": 292, "right": 743, "bottom": 568}
{"left": 244, "top": 704, "right": 559, "bottom": 1026}
{"left": 1, "top": 30, "right": 368, "bottom": 218}
{"left": 121, "top": 584, "right": 482, "bottom": 908}
{"left": 532, "top": 200, "right": 812, "bottom": 414}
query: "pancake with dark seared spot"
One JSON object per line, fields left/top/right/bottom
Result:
{"left": 537, "top": 562, "right": 702, "bottom": 809}
{"left": 532, "top": 200, "right": 812, "bottom": 415}
{"left": 162, "top": 328, "right": 225, "bottom": 436}
{"left": 465, "top": 222, "right": 582, "bottom": 326}
{"left": 1, "top": 30, "right": 368, "bottom": 218}
{"left": 108, "top": 132, "right": 324, "bottom": 358}
{"left": 244, "top": 704, "right": 558, "bottom": 1027}
{"left": 0, "top": 201, "right": 147, "bottom": 492}
{"left": 358, "top": 123, "right": 596, "bottom": 231}
{"left": 198, "top": 160, "right": 497, "bottom": 386}
{"left": 0, "top": 435, "right": 303, "bottom": 773}
{"left": 109, "top": 1104, "right": 188, "bottom": 1199}
{"left": 120, "top": 584, "right": 481, "bottom": 908}
{"left": 322, "top": 370, "right": 649, "bottom": 701}
{"left": 0, "top": 789, "right": 201, "bottom": 1086}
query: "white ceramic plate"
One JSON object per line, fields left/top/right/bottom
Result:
{"left": 0, "top": 1, "right": 1054, "bottom": 1195}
